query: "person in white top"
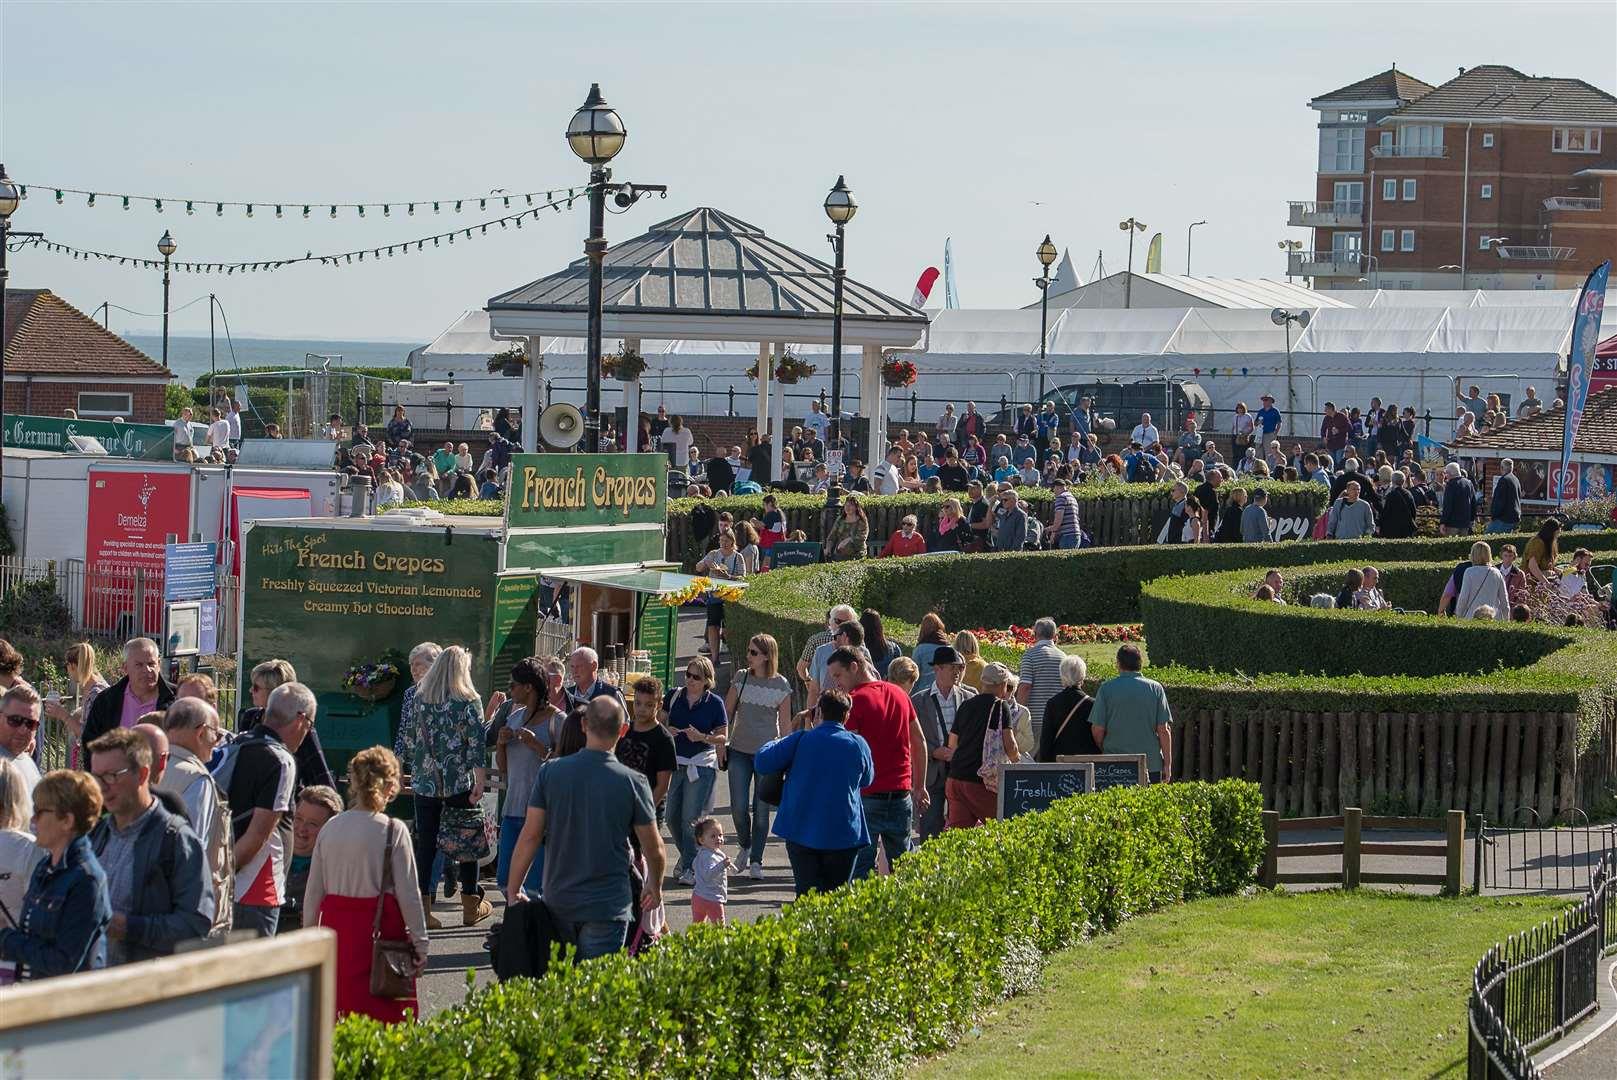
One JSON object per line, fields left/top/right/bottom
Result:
{"left": 226, "top": 398, "right": 243, "bottom": 444}
{"left": 870, "top": 445, "right": 904, "bottom": 496}
{"left": 661, "top": 416, "right": 695, "bottom": 466}
{"left": 803, "top": 401, "right": 829, "bottom": 443}
{"left": 171, "top": 407, "right": 196, "bottom": 462}
{"left": 206, "top": 408, "right": 232, "bottom": 462}
{"left": 0, "top": 757, "right": 45, "bottom": 985}
{"left": 1456, "top": 541, "right": 1511, "bottom": 621}
{"left": 1131, "top": 412, "right": 1160, "bottom": 448}
{"left": 936, "top": 404, "right": 956, "bottom": 439}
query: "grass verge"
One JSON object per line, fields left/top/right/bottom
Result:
{"left": 911, "top": 889, "right": 1567, "bottom": 1080}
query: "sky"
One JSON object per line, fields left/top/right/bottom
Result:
{"left": 3, "top": 1, "right": 1615, "bottom": 343}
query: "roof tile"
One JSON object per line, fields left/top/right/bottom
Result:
{"left": 1450, "top": 385, "right": 1617, "bottom": 457}
{"left": 3, "top": 289, "right": 171, "bottom": 378}
{"left": 1312, "top": 67, "right": 1435, "bottom": 105}
{"left": 1382, "top": 64, "right": 1617, "bottom": 125}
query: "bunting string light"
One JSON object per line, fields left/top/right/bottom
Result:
{"left": 9, "top": 194, "right": 582, "bottom": 274}
{"left": 13, "top": 181, "right": 586, "bottom": 220}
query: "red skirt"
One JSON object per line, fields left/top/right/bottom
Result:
{"left": 315, "top": 892, "right": 418, "bottom": 1024}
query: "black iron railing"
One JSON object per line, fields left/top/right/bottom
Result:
{"left": 1467, "top": 853, "right": 1613, "bottom": 1079}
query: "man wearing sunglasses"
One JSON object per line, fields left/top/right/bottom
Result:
{"left": 87, "top": 728, "right": 213, "bottom": 965}
{"left": 0, "top": 685, "right": 43, "bottom": 820}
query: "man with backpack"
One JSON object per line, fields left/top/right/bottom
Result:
{"left": 155, "top": 698, "right": 234, "bottom": 939}
{"left": 87, "top": 728, "right": 214, "bottom": 964}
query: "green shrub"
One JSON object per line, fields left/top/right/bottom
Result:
{"left": 333, "top": 780, "right": 1263, "bottom": 1079}
{"left": 0, "top": 573, "right": 72, "bottom": 639}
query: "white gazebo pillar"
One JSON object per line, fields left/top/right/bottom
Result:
{"left": 622, "top": 337, "right": 642, "bottom": 452}
{"left": 521, "top": 335, "right": 542, "bottom": 453}
{"left": 860, "top": 344, "right": 884, "bottom": 457}
{"left": 771, "top": 378, "right": 786, "bottom": 482}
{"left": 755, "top": 342, "right": 771, "bottom": 435}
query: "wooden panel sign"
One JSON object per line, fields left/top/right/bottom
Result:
{"left": 1056, "top": 754, "right": 1149, "bottom": 791}
{"left": 767, "top": 541, "right": 821, "bottom": 569}
{"left": 996, "top": 761, "right": 1095, "bottom": 820}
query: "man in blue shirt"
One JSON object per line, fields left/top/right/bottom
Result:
{"left": 1255, "top": 394, "right": 1282, "bottom": 438}
{"left": 1089, "top": 645, "right": 1173, "bottom": 783}
{"left": 567, "top": 647, "right": 625, "bottom": 709}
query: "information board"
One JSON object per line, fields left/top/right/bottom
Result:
{"left": 506, "top": 452, "right": 666, "bottom": 529}
{"left": 636, "top": 599, "right": 676, "bottom": 686}
{"left": 491, "top": 575, "right": 541, "bottom": 690}
{"left": 1055, "top": 754, "right": 1148, "bottom": 791}
{"left": 85, "top": 468, "right": 192, "bottom": 633}
{"left": 164, "top": 542, "right": 218, "bottom": 602}
{"left": 996, "top": 761, "right": 1095, "bottom": 820}
{"left": 767, "top": 542, "right": 821, "bottom": 569}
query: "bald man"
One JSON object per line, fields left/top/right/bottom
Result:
{"left": 133, "top": 717, "right": 188, "bottom": 820}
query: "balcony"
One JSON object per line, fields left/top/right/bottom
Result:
{"left": 1494, "top": 245, "right": 1577, "bottom": 262}
{"left": 1542, "top": 196, "right": 1602, "bottom": 211}
{"left": 1288, "top": 200, "right": 1364, "bottom": 227}
{"left": 1287, "top": 249, "right": 1362, "bottom": 277}
{"left": 1371, "top": 144, "right": 1450, "bottom": 159}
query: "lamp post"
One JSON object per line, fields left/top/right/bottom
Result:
{"left": 1033, "top": 234, "right": 1058, "bottom": 400}
{"left": 1118, "top": 217, "right": 1146, "bottom": 307}
{"left": 566, "top": 83, "right": 627, "bottom": 453}
{"left": 157, "top": 230, "right": 177, "bottom": 368}
{"left": 1, "top": 164, "right": 21, "bottom": 489}
{"left": 1270, "top": 307, "right": 1312, "bottom": 437}
{"left": 823, "top": 176, "right": 857, "bottom": 442}
{"left": 1186, "top": 220, "right": 1207, "bottom": 275}
{"left": 1277, "top": 239, "right": 1303, "bottom": 283}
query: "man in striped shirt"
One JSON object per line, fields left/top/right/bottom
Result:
{"left": 1045, "top": 479, "right": 1082, "bottom": 550}
{"left": 1016, "top": 618, "right": 1067, "bottom": 743}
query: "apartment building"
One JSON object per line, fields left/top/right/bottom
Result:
{"left": 1288, "top": 64, "right": 1617, "bottom": 291}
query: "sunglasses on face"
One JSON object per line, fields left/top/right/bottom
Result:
{"left": 685, "top": 672, "right": 704, "bottom": 681}
{"left": 3, "top": 713, "right": 39, "bottom": 731}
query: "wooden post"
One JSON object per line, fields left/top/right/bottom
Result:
{"left": 1343, "top": 806, "right": 1362, "bottom": 890}
{"left": 1444, "top": 809, "right": 1465, "bottom": 896}
{"left": 1261, "top": 810, "right": 1279, "bottom": 888}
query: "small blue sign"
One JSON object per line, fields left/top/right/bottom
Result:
{"left": 164, "top": 542, "right": 217, "bottom": 602}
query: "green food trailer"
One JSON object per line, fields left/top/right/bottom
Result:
{"left": 237, "top": 452, "right": 740, "bottom": 773}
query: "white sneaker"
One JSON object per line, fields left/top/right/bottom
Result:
{"left": 747, "top": 861, "right": 765, "bottom": 881}
{"left": 697, "top": 643, "right": 711, "bottom": 655}
{"left": 678, "top": 869, "right": 696, "bottom": 887}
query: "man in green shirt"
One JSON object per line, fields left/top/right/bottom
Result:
{"left": 1089, "top": 645, "right": 1173, "bottom": 783}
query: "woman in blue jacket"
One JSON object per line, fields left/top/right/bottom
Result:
{"left": 0, "top": 770, "right": 110, "bottom": 979}
{"left": 756, "top": 690, "right": 873, "bottom": 897}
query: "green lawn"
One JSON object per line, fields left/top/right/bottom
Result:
{"left": 911, "top": 890, "right": 1567, "bottom": 1080}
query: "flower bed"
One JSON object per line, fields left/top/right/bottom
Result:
{"left": 969, "top": 623, "right": 1144, "bottom": 650}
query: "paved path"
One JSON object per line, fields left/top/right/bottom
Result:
{"left": 1541, "top": 956, "right": 1617, "bottom": 1079}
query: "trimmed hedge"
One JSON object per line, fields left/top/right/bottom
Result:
{"left": 727, "top": 531, "right": 1617, "bottom": 674}
{"left": 333, "top": 780, "right": 1262, "bottom": 1079}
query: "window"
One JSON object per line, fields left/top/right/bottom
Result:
{"left": 1480, "top": 235, "right": 1494, "bottom": 250}
{"left": 1330, "top": 232, "right": 1361, "bottom": 255}
{"left": 1318, "top": 126, "right": 1365, "bottom": 172}
{"left": 1383, "top": 178, "right": 1398, "bottom": 200}
{"left": 1338, "top": 111, "right": 1368, "bottom": 123}
{"left": 1480, "top": 183, "right": 1493, "bottom": 199}
{"left": 77, "top": 392, "right": 133, "bottom": 419}
{"left": 1378, "top": 131, "right": 1394, "bottom": 149}
{"left": 1381, "top": 229, "right": 1395, "bottom": 252}
{"left": 1333, "top": 181, "right": 1363, "bottom": 210}
{"left": 1398, "top": 124, "right": 1443, "bottom": 151}
{"left": 1482, "top": 132, "right": 1495, "bottom": 148}
{"left": 1552, "top": 127, "right": 1601, "bottom": 153}
{"left": 1402, "top": 179, "right": 1418, "bottom": 200}
{"left": 1400, "top": 230, "right": 1416, "bottom": 252}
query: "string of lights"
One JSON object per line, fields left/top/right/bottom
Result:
{"left": 13, "top": 181, "right": 586, "bottom": 220}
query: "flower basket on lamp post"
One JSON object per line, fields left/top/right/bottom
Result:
{"left": 486, "top": 346, "right": 528, "bottom": 378}
{"left": 881, "top": 356, "right": 918, "bottom": 389}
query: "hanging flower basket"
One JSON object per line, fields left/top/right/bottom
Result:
{"left": 602, "top": 347, "right": 648, "bottom": 382}
{"left": 745, "top": 352, "right": 817, "bottom": 386}
{"left": 486, "top": 346, "right": 528, "bottom": 377}
{"left": 881, "top": 356, "right": 918, "bottom": 388}
{"left": 343, "top": 649, "right": 406, "bottom": 701}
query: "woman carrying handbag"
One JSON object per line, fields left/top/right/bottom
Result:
{"left": 304, "top": 746, "right": 429, "bottom": 1023}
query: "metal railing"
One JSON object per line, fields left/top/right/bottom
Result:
{"left": 1467, "top": 853, "right": 1614, "bottom": 1079}
{"left": 0, "top": 556, "right": 239, "bottom": 654}
{"left": 1541, "top": 196, "right": 1602, "bottom": 212}
{"left": 1287, "top": 249, "right": 1363, "bottom": 276}
{"left": 1287, "top": 200, "right": 1364, "bottom": 226}
{"left": 1495, "top": 246, "right": 1578, "bottom": 262}
{"left": 1372, "top": 144, "right": 1450, "bottom": 158}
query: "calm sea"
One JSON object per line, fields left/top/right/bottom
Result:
{"left": 125, "top": 334, "right": 422, "bottom": 387}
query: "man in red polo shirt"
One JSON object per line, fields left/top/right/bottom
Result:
{"left": 826, "top": 648, "right": 929, "bottom": 880}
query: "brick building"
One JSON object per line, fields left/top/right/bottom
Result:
{"left": 1289, "top": 65, "right": 1617, "bottom": 291}
{"left": 2, "top": 288, "right": 172, "bottom": 422}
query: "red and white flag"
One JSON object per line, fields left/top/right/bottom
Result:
{"left": 911, "top": 267, "right": 940, "bottom": 308}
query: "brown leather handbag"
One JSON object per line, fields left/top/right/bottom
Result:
{"left": 369, "top": 819, "right": 417, "bottom": 999}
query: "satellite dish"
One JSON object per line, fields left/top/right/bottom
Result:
{"left": 1296, "top": 309, "right": 1312, "bottom": 328}
{"left": 1270, "top": 308, "right": 1287, "bottom": 326}
{"left": 539, "top": 402, "right": 585, "bottom": 450}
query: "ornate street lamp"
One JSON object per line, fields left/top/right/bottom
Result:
{"left": 157, "top": 230, "right": 178, "bottom": 368}
{"left": 824, "top": 176, "right": 857, "bottom": 442}
{"left": 1034, "top": 235, "right": 1058, "bottom": 400}
{"left": 566, "top": 83, "right": 626, "bottom": 453}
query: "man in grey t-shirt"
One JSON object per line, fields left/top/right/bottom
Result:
{"left": 506, "top": 697, "right": 664, "bottom": 961}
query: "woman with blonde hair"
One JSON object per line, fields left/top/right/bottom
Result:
{"left": 44, "top": 643, "right": 109, "bottom": 768}
{"left": 722, "top": 635, "right": 791, "bottom": 879}
{"left": 398, "top": 645, "right": 491, "bottom": 927}
{"left": 305, "top": 746, "right": 427, "bottom": 1023}
{"left": 1456, "top": 541, "right": 1510, "bottom": 621}
{"left": 0, "top": 759, "right": 45, "bottom": 984}
{"left": 885, "top": 656, "right": 920, "bottom": 697}
{"left": 952, "top": 630, "right": 986, "bottom": 691}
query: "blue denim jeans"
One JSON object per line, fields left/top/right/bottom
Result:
{"left": 852, "top": 793, "right": 913, "bottom": 880}
{"left": 725, "top": 751, "right": 771, "bottom": 865}
{"left": 1485, "top": 519, "right": 1517, "bottom": 534}
{"left": 666, "top": 765, "right": 718, "bottom": 875}
{"left": 1056, "top": 532, "right": 1079, "bottom": 550}
{"left": 557, "top": 917, "right": 629, "bottom": 962}
{"left": 496, "top": 816, "right": 544, "bottom": 894}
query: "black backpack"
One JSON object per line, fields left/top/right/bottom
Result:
{"left": 487, "top": 898, "right": 559, "bottom": 981}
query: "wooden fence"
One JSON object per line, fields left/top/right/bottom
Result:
{"left": 1261, "top": 807, "right": 1465, "bottom": 895}
{"left": 1173, "top": 709, "right": 1606, "bottom": 822}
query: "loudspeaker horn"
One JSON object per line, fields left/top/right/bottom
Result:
{"left": 539, "top": 402, "right": 585, "bottom": 449}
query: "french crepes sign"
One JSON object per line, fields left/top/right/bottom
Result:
{"left": 505, "top": 453, "right": 666, "bottom": 529}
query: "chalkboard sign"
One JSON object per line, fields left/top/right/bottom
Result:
{"left": 1056, "top": 754, "right": 1148, "bottom": 791}
{"left": 768, "top": 542, "right": 822, "bottom": 569}
{"left": 996, "top": 761, "right": 1095, "bottom": 820}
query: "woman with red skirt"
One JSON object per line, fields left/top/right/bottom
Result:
{"left": 303, "top": 746, "right": 428, "bottom": 1023}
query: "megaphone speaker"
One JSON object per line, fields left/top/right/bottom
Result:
{"left": 539, "top": 402, "right": 586, "bottom": 449}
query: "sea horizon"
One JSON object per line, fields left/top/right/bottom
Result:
{"left": 124, "top": 333, "right": 424, "bottom": 386}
